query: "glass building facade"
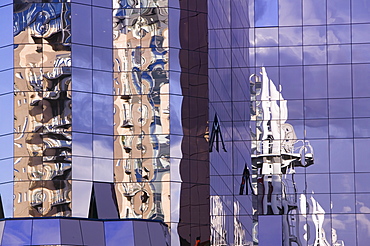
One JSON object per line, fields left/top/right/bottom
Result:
{"left": 1, "top": 0, "right": 370, "bottom": 245}
{"left": 209, "top": 0, "right": 370, "bottom": 245}
{"left": 0, "top": 0, "right": 208, "bottom": 245}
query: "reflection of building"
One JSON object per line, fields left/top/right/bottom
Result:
{"left": 209, "top": 1, "right": 370, "bottom": 246}
{"left": 0, "top": 0, "right": 208, "bottom": 245}
{"left": 2, "top": 0, "right": 369, "bottom": 245}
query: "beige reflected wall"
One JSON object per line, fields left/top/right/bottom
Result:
{"left": 13, "top": 3, "right": 72, "bottom": 217}
{"left": 113, "top": 1, "right": 170, "bottom": 222}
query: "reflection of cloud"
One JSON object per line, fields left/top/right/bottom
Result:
{"left": 355, "top": 202, "right": 370, "bottom": 236}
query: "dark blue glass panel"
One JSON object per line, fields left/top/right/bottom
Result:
{"left": 71, "top": 3, "right": 92, "bottom": 45}
{"left": 93, "top": 182, "right": 118, "bottom": 219}
{"left": 60, "top": 219, "right": 83, "bottom": 245}
{"left": 80, "top": 220, "right": 105, "bottom": 246}
{"left": 104, "top": 221, "right": 134, "bottom": 246}
{"left": 147, "top": 222, "right": 168, "bottom": 246}
{"left": 258, "top": 215, "right": 282, "bottom": 245}
{"left": 255, "top": 0, "right": 278, "bottom": 27}
{"left": 92, "top": 7, "right": 112, "bottom": 47}
{"left": 133, "top": 221, "right": 151, "bottom": 245}
{"left": 31, "top": 219, "right": 61, "bottom": 245}
{"left": 2, "top": 220, "right": 32, "bottom": 246}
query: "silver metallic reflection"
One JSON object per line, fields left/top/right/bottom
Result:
{"left": 13, "top": 2, "right": 71, "bottom": 217}
{"left": 250, "top": 67, "right": 345, "bottom": 246}
{"left": 113, "top": 1, "right": 170, "bottom": 222}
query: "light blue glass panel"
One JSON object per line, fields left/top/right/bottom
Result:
{"left": 104, "top": 221, "right": 134, "bottom": 246}
{"left": 72, "top": 156, "right": 93, "bottom": 180}
{"left": 0, "top": 46, "right": 13, "bottom": 72}
{"left": 31, "top": 219, "right": 61, "bottom": 245}
{"left": 93, "top": 158, "right": 113, "bottom": 182}
{"left": 0, "top": 135, "right": 13, "bottom": 160}
{"left": 93, "top": 94, "right": 113, "bottom": 135}
{"left": 0, "top": 5, "right": 12, "bottom": 48}
{"left": 0, "top": 93, "right": 13, "bottom": 136}
{"left": 72, "top": 91, "right": 92, "bottom": 132}
{"left": 73, "top": 132, "right": 93, "bottom": 157}
{"left": 2, "top": 220, "right": 32, "bottom": 246}
{"left": 93, "top": 70, "right": 113, "bottom": 94}
{"left": 71, "top": 181, "right": 92, "bottom": 218}
{"left": 0, "top": 70, "right": 13, "bottom": 95}
{"left": 0, "top": 159, "right": 13, "bottom": 184}
{"left": 258, "top": 215, "right": 282, "bottom": 245}
{"left": 255, "top": 0, "right": 278, "bottom": 27}
{"left": 72, "top": 45, "right": 92, "bottom": 69}
{"left": 278, "top": 0, "right": 302, "bottom": 26}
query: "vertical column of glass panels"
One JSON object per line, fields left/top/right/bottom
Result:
{"left": 70, "top": 0, "right": 93, "bottom": 218}
{"left": 208, "top": 0, "right": 253, "bottom": 245}
{"left": 176, "top": 1, "right": 210, "bottom": 245}
{"left": 0, "top": 2, "right": 14, "bottom": 218}
{"left": 71, "top": 0, "right": 114, "bottom": 218}
{"left": 13, "top": 1, "right": 72, "bottom": 217}
{"left": 112, "top": 0, "right": 170, "bottom": 222}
